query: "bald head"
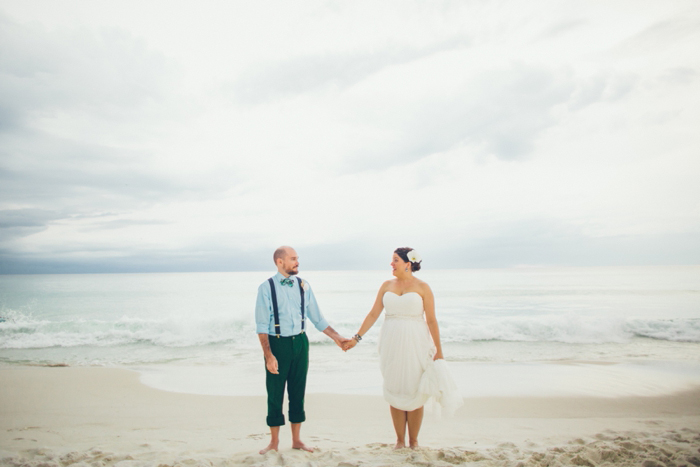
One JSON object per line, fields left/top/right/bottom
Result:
{"left": 273, "top": 246, "right": 294, "bottom": 264}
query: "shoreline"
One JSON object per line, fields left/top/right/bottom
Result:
{"left": 133, "top": 357, "right": 700, "bottom": 399}
{"left": 2, "top": 366, "right": 700, "bottom": 466}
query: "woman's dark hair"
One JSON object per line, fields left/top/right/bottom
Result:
{"left": 394, "top": 247, "right": 421, "bottom": 272}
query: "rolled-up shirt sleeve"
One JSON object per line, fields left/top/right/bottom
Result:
{"left": 305, "top": 287, "right": 329, "bottom": 332}
{"left": 255, "top": 283, "right": 272, "bottom": 334}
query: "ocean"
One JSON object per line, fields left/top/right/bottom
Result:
{"left": 1, "top": 266, "right": 699, "bottom": 399}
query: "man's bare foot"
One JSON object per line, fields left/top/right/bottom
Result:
{"left": 259, "top": 442, "right": 278, "bottom": 455}
{"left": 394, "top": 441, "right": 406, "bottom": 450}
{"left": 292, "top": 441, "right": 314, "bottom": 452}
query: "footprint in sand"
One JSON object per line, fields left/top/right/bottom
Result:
{"left": 438, "top": 448, "right": 471, "bottom": 464}
{"left": 159, "top": 439, "right": 187, "bottom": 445}
{"left": 13, "top": 426, "right": 42, "bottom": 432}
{"left": 665, "top": 432, "right": 690, "bottom": 443}
{"left": 365, "top": 443, "right": 389, "bottom": 450}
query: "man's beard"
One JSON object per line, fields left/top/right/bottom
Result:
{"left": 286, "top": 267, "right": 298, "bottom": 276}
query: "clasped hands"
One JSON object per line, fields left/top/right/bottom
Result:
{"left": 336, "top": 336, "right": 357, "bottom": 352}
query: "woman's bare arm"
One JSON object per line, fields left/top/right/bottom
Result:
{"left": 344, "top": 280, "right": 391, "bottom": 350}
{"left": 422, "top": 283, "right": 444, "bottom": 360}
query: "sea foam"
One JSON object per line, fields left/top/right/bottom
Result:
{"left": 2, "top": 308, "right": 698, "bottom": 353}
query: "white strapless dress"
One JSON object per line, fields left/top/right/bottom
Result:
{"left": 378, "top": 292, "right": 463, "bottom": 415}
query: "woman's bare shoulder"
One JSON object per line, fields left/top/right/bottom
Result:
{"left": 416, "top": 278, "right": 432, "bottom": 292}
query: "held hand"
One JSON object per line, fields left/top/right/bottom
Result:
{"left": 336, "top": 337, "right": 351, "bottom": 350}
{"left": 433, "top": 350, "right": 444, "bottom": 361}
{"left": 343, "top": 339, "right": 357, "bottom": 352}
{"left": 265, "top": 354, "right": 279, "bottom": 374}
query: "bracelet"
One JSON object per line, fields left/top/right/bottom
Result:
{"left": 353, "top": 334, "right": 362, "bottom": 342}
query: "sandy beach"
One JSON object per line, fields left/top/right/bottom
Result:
{"left": 1, "top": 366, "right": 699, "bottom": 467}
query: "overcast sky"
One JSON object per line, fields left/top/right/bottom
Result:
{"left": 1, "top": 0, "right": 699, "bottom": 274}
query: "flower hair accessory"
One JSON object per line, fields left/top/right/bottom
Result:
{"left": 407, "top": 250, "right": 422, "bottom": 263}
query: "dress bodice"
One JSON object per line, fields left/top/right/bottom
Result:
{"left": 382, "top": 291, "right": 424, "bottom": 319}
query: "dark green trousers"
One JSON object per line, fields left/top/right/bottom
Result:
{"left": 266, "top": 333, "right": 309, "bottom": 427}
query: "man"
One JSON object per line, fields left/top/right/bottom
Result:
{"left": 255, "top": 246, "right": 349, "bottom": 454}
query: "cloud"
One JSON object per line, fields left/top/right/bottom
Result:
{"left": 226, "top": 36, "right": 472, "bottom": 105}
{"left": 657, "top": 67, "right": 698, "bottom": 86}
{"left": 338, "top": 62, "right": 575, "bottom": 172}
{"left": 78, "top": 219, "right": 173, "bottom": 232}
{"left": 0, "top": 243, "right": 272, "bottom": 274}
{"left": 0, "top": 10, "right": 188, "bottom": 203}
{"left": 0, "top": 128, "right": 192, "bottom": 213}
{"left": 0, "top": 208, "right": 64, "bottom": 243}
{"left": 568, "top": 73, "right": 639, "bottom": 110}
{"left": 536, "top": 19, "right": 589, "bottom": 40}
{"left": 613, "top": 16, "right": 700, "bottom": 56}
{"left": 0, "top": 208, "right": 59, "bottom": 228}
{"left": 431, "top": 220, "right": 700, "bottom": 268}
{"left": 0, "top": 12, "right": 212, "bottom": 257}
{"left": 0, "top": 12, "right": 173, "bottom": 124}
{"left": 0, "top": 1, "right": 698, "bottom": 274}
{"left": 3, "top": 221, "right": 699, "bottom": 274}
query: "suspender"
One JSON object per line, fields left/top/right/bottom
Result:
{"left": 297, "top": 276, "right": 305, "bottom": 333}
{"left": 267, "top": 278, "right": 280, "bottom": 337}
{"left": 267, "top": 276, "right": 306, "bottom": 338}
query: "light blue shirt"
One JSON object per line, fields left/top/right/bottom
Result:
{"left": 255, "top": 272, "right": 330, "bottom": 336}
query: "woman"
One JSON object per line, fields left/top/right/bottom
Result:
{"left": 344, "top": 247, "right": 461, "bottom": 449}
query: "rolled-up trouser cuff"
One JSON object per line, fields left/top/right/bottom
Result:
{"left": 289, "top": 410, "right": 306, "bottom": 424}
{"left": 266, "top": 414, "right": 286, "bottom": 427}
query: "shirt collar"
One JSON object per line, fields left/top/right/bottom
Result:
{"left": 274, "top": 271, "right": 294, "bottom": 283}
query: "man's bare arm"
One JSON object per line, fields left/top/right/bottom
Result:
{"left": 258, "top": 333, "right": 279, "bottom": 374}
{"left": 322, "top": 326, "right": 349, "bottom": 349}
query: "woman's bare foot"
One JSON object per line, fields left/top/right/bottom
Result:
{"left": 292, "top": 441, "right": 314, "bottom": 453}
{"left": 394, "top": 441, "right": 406, "bottom": 450}
{"left": 409, "top": 441, "right": 420, "bottom": 450}
{"left": 259, "top": 441, "right": 278, "bottom": 455}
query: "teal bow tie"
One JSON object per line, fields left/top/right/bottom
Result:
{"left": 280, "top": 277, "right": 294, "bottom": 287}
